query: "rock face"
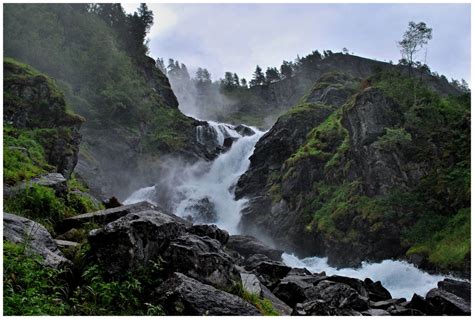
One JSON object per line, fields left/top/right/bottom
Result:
{"left": 235, "top": 69, "right": 461, "bottom": 267}
{"left": 156, "top": 272, "right": 261, "bottom": 316}
{"left": 88, "top": 210, "right": 187, "bottom": 275}
{"left": 3, "top": 213, "right": 69, "bottom": 268}
{"left": 4, "top": 59, "right": 84, "bottom": 179}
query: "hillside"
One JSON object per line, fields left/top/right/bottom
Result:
{"left": 4, "top": 4, "right": 215, "bottom": 199}
{"left": 236, "top": 69, "right": 470, "bottom": 274}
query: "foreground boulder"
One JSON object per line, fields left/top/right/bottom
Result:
{"left": 3, "top": 213, "right": 69, "bottom": 268}
{"left": 156, "top": 272, "right": 261, "bottom": 315}
{"left": 226, "top": 235, "right": 283, "bottom": 261}
{"left": 187, "top": 224, "right": 229, "bottom": 245}
{"left": 58, "top": 201, "right": 186, "bottom": 233}
{"left": 425, "top": 287, "right": 471, "bottom": 315}
{"left": 88, "top": 209, "right": 186, "bottom": 275}
{"left": 4, "top": 173, "right": 67, "bottom": 198}
{"left": 163, "top": 233, "right": 239, "bottom": 288}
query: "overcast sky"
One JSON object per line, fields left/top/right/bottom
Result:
{"left": 123, "top": 3, "right": 470, "bottom": 83}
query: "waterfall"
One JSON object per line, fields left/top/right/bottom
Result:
{"left": 124, "top": 119, "right": 463, "bottom": 300}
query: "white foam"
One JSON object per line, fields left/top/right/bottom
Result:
{"left": 282, "top": 253, "right": 459, "bottom": 299}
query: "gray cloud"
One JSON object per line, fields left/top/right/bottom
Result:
{"left": 125, "top": 3, "right": 470, "bottom": 83}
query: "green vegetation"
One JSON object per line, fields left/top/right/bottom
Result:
{"left": 4, "top": 241, "right": 68, "bottom": 315}
{"left": 4, "top": 4, "right": 193, "bottom": 151}
{"left": 272, "top": 69, "right": 470, "bottom": 271}
{"left": 228, "top": 281, "right": 279, "bottom": 316}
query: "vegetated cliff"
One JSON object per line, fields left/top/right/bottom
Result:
{"left": 189, "top": 52, "right": 461, "bottom": 128}
{"left": 3, "top": 4, "right": 215, "bottom": 200}
{"left": 236, "top": 69, "right": 470, "bottom": 274}
{"left": 3, "top": 58, "right": 103, "bottom": 232}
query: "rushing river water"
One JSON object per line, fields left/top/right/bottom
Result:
{"left": 124, "top": 119, "right": 460, "bottom": 300}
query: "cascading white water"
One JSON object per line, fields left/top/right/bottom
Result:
{"left": 124, "top": 119, "right": 463, "bottom": 300}
{"left": 281, "top": 253, "right": 455, "bottom": 299}
{"left": 174, "top": 126, "right": 264, "bottom": 233}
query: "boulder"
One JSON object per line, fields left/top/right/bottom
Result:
{"left": 88, "top": 210, "right": 186, "bottom": 275}
{"left": 240, "top": 272, "right": 292, "bottom": 315}
{"left": 425, "top": 287, "right": 471, "bottom": 315}
{"left": 3, "top": 213, "right": 70, "bottom": 268}
{"left": 387, "top": 304, "right": 425, "bottom": 315}
{"left": 438, "top": 279, "right": 470, "bottom": 302}
{"left": 293, "top": 299, "right": 361, "bottom": 316}
{"left": 235, "top": 124, "right": 255, "bottom": 137}
{"left": 226, "top": 235, "right": 283, "bottom": 261}
{"left": 309, "top": 280, "right": 369, "bottom": 311}
{"left": 54, "top": 239, "right": 79, "bottom": 249}
{"left": 326, "top": 275, "right": 369, "bottom": 298}
{"left": 249, "top": 260, "right": 292, "bottom": 290}
{"left": 155, "top": 272, "right": 261, "bottom": 315}
{"left": 187, "top": 224, "right": 229, "bottom": 245}
{"left": 58, "top": 201, "right": 185, "bottom": 232}
{"left": 272, "top": 272, "right": 325, "bottom": 307}
{"left": 162, "top": 233, "right": 239, "bottom": 288}
{"left": 4, "top": 173, "right": 67, "bottom": 198}
{"left": 406, "top": 293, "right": 432, "bottom": 314}
{"left": 361, "top": 308, "right": 390, "bottom": 316}
{"left": 370, "top": 298, "right": 406, "bottom": 310}
{"left": 364, "top": 278, "right": 392, "bottom": 301}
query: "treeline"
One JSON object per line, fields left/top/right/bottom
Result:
{"left": 163, "top": 48, "right": 469, "bottom": 94}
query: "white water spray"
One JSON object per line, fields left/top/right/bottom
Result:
{"left": 281, "top": 253, "right": 462, "bottom": 299}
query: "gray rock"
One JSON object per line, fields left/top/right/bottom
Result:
{"left": 309, "top": 280, "right": 369, "bottom": 311}
{"left": 88, "top": 209, "right": 186, "bottom": 275}
{"left": 249, "top": 260, "right": 292, "bottom": 290}
{"left": 361, "top": 308, "right": 390, "bottom": 316}
{"left": 4, "top": 213, "right": 70, "bottom": 268}
{"left": 438, "top": 278, "right": 470, "bottom": 302}
{"left": 370, "top": 298, "right": 406, "bottom": 309}
{"left": 272, "top": 272, "right": 326, "bottom": 307}
{"left": 156, "top": 272, "right": 261, "bottom": 315}
{"left": 182, "top": 197, "right": 218, "bottom": 224}
{"left": 240, "top": 272, "right": 292, "bottom": 315}
{"left": 54, "top": 239, "right": 79, "bottom": 248}
{"left": 226, "top": 235, "right": 283, "bottom": 261}
{"left": 235, "top": 124, "right": 255, "bottom": 137}
{"left": 4, "top": 173, "right": 67, "bottom": 198}
{"left": 364, "top": 278, "right": 393, "bottom": 301}
{"left": 187, "top": 224, "right": 229, "bottom": 245}
{"left": 59, "top": 201, "right": 187, "bottom": 232}
{"left": 426, "top": 287, "right": 471, "bottom": 315}
{"left": 163, "top": 233, "right": 239, "bottom": 288}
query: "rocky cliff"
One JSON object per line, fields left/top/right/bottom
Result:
{"left": 236, "top": 69, "right": 470, "bottom": 274}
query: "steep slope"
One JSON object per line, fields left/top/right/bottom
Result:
{"left": 4, "top": 4, "right": 215, "bottom": 200}
{"left": 236, "top": 69, "right": 470, "bottom": 274}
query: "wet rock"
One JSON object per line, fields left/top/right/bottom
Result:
{"left": 364, "top": 278, "right": 393, "bottom": 301}
{"left": 88, "top": 210, "right": 186, "bottom": 276}
{"left": 187, "top": 224, "right": 229, "bottom": 245}
{"left": 183, "top": 197, "right": 218, "bottom": 224}
{"left": 425, "top": 287, "right": 471, "bottom": 315}
{"left": 156, "top": 272, "right": 261, "bottom": 315}
{"left": 223, "top": 136, "right": 238, "bottom": 149}
{"left": 438, "top": 279, "right": 470, "bottom": 302}
{"left": 326, "top": 275, "right": 369, "bottom": 298}
{"left": 4, "top": 213, "right": 70, "bottom": 268}
{"left": 226, "top": 235, "right": 283, "bottom": 261}
{"left": 406, "top": 293, "right": 432, "bottom": 314}
{"left": 163, "top": 233, "right": 239, "bottom": 288}
{"left": 235, "top": 124, "right": 255, "bottom": 137}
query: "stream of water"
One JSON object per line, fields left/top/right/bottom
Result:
{"left": 124, "top": 119, "right": 460, "bottom": 300}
